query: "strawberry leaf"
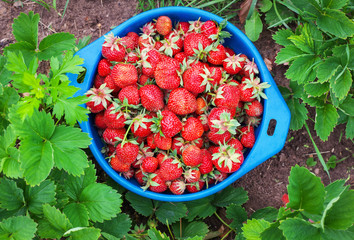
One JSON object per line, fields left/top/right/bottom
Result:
{"left": 330, "top": 66, "right": 352, "bottom": 100}
{"left": 275, "top": 45, "right": 308, "bottom": 64}
{"left": 226, "top": 204, "right": 248, "bottom": 231}
{"left": 251, "top": 207, "right": 279, "bottom": 222}
{"left": 25, "top": 179, "right": 56, "bottom": 215}
{"left": 147, "top": 228, "right": 170, "bottom": 240}
{"left": 172, "top": 220, "right": 209, "bottom": 239}
{"left": 346, "top": 117, "right": 354, "bottom": 139}
{"left": 260, "top": 223, "right": 286, "bottom": 240}
{"left": 304, "top": 82, "right": 330, "bottom": 97}
{"left": 286, "top": 98, "right": 308, "bottom": 131}
{"left": 0, "top": 178, "right": 25, "bottom": 211}
{"left": 95, "top": 213, "right": 132, "bottom": 240}
{"left": 155, "top": 202, "right": 187, "bottom": 224}
{"left": 245, "top": 11, "right": 263, "bottom": 42}
{"left": 316, "top": 9, "right": 354, "bottom": 39}
{"left": 38, "top": 33, "right": 76, "bottom": 60}
{"left": 185, "top": 196, "right": 217, "bottom": 221}
{"left": 279, "top": 218, "right": 321, "bottom": 239}
{"left": 315, "top": 104, "right": 339, "bottom": 141}
{"left": 52, "top": 96, "right": 89, "bottom": 125}
{"left": 66, "top": 227, "right": 101, "bottom": 240}
{"left": 272, "top": 29, "right": 293, "bottom": 46}
{"left": 63, "top": 202, "right": 89, "bottom": 227}
{"left": 339, "top": 96, "right": 354, "bottom": 116}
{"left": 0, "top": 216, "right": 37, "bottom": 240}
{"left": 321, "top": 0, "right": 348, "bottom": 9}
{"left": 126, "top": 191, "right": 154, "bottom": 217}
{"left": 241, "top": 218, "right": 271, "bottom": 240}
{"left": 285, "top": 54, "right": 320, "bottom": 84}
{"left": 316, "top": 57, "right": 341, "bottom": 83}
{"left": 213, "top": 186, "right": 248, "bottom": 207}
{"left": 0, "top": 88, "right": 19, "bottom": 130}
{"left": 12, "top": 11, "right": 39, "bottom": 49}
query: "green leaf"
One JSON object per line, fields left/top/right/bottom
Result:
{"left": 0, "top": 56, "right": 11, "bottom": 86}
{"left": 25, "top": 179, "right": 56, "bottom": 215}
{"left": 12, "top": 11, "right": 39, "bottom": 48}
{"left": 241, "top": 218, "right": 271, "bottom": 240}
{"left": 330, "top": 66, "right": 352, "bottom": 100}
{"left": 259, "top": 0, "right": 273, "bottom": 12}
{"left": 260, "top": 222, "right": 285, "bottom": 240}
{"left": 0, "top": 216, "right": 37, "bottom": 240}
{"left": 50, "top": 51, "right": 84, "bottom": 78}
{"left": 287, "top": 166, "right": 325, "bottom": 214}
{"left": 314, "top": 104, "right": 339, "bottom": 141}
{"left": 324, "top": 180, "right": 347, "bottom": 206}
{"left": 147, "top": 228, "right": 170, "bottom": 240}
{"left": 265, "top": 4, "right": 294, "bottom": 28}
{"left": 304, "top": 82, "right": 330, "bottom": 97}
{"left": 321, "top": 0, "right": 349, "bottom": 9}
{"left": 339, "top": 96, "right": 354, "bottom": 116}
{"left": 346, "top": 116, "right": 354, "bottom": 139}
{"left": 321, "top": 227, "right": 354, "bottom": 240}
{"left": 125, "top": 191, "right": 154, "bottom": 217}
{"left": 155, "top": 202, "right": 187, "bottom": 224}
{"left": 0, "top": 87, "right": 20, "bottom": 130}
{"left": 51, "top": 125, "right": 90, "bottom": 176}
{"left": 64, "top": 161, "right": 97, "bottom": 201}
{"left": 213, "top": 186, "right": 248, "bottom": 207}
{"left": 38, "top": 33, "right": 76, "bottom": 60}
{"left": 275, "top": 45, "right": 307, "bottom": 64}
{"left": 67, "top": 227, "right": 101, "bottom": 240}
{"left": 289, "top": 80, "right": 305, "bottom": 99}
{"left": 280, "top": 0, "right": 321, "bottom": 15}
{"left": 185, "top": 196, "right": 216, "bottom": 221}
{"left": 272, "top": 29, "right": 293, "bottom": 46}
{"left": 317, "top": 9, "right": 354, "bottom": 39}
{"left": 95, "top": 213, "right": 132, "bottom": 240}
{"left": 0, "top": 178, "right": 25, "bottom": 211}
{"left": 63, "top": 203, "right": 89, "bottom": 227}
{"left": 285, "top": 55, "right": 319, "bottom": 84}
{"left": 286, "top": 98, "right": 308, "bottom": 131}
{"left": 316, "top": 57, "right": 341, "bottom": 83}
{"left": 226, "top": 204, "right": 248, "bottom": 231}
{"left": 324, "top": 189, "right": 354, "bottom": 229}
{"left": 173, "top": 220, "right": 209, "bottom": 239}
{"left": 52, "top": 96, "right": 89, "bottom": 125}
{"left": 245, "top": 11, "right": 263, "bottom": 42}
{"left": 279, "top": 218, "right": 321, "bottom": 240}
{"left": 302, "top": 94, "right": 326, "bottom": 108}
{"left": 79, "top": 183, "right": 122, "bottom": 222}
{"left": 37, "top": 204, "right": 73, "bottom": 239}
{"left": 250, "top": 207, "right": 278, "bottom": 222}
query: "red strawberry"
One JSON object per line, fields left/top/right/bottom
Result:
{"left": 197, "top": 114, "right": 209, "bottom": 132}
{"left": 116, "top": 142, "right": 139, "bottom": 164}
{"left": 211, "top": 143, "right": 244, "bottom": 173}
{"left": 138, "top": 74, "right": 151, "bottom": 85}
{"left": 159, "top": 31, "right": 183, "bottom": 57}
{"left": 139, "top": 84, "right": 165, "bottom": 112}
{"left": 184, "top": 33, "right": 212, "bottom": 57}
{"left": 155, "top": 58, "right": 181, "bottom": 90}
{"left": 186, "top": 180, "right": 205, "bottom": 193}
{"left": 183, "top": 64, "right": 206, "bottom": 94}
{"left": 160, "top": 110, "right": 183, "bottom": 138}
{"left": 125, "top": 51, "right": 140, "bottom": 63}
{"left": 199, "top": 149, "right": 213, "bottom": 175}
{"left": 98, "top": 59, "right": 112, "bottom": 77}
{"left": 227, "top": 138, "right": 243, "bottom": 151}
{"left": 104, "top": 75, "right": 120, "bottom": 95}
{"left": 127, "top": 31, "right": 139, "bottom": 43}
{"left": 223, "top": 54, "right": 246, "bottom": 75}
{"left": 111, "top": 63, "right": 138, "bottom": 88}
{"left": 159, "top": 158, "right": 183, "bottom": 181}
{"left": 208, "top": 107, "right": 239, "bottom": 134}
{"left": 176, "top": 22, "right": 190, "bottom": 35}
{"left": 241, "top": 58, "right": 259, "bottom": 77}
{"left": 121, "top": 36, "right": 137, "bottom": 51}
{"left": 146, "top": 134, "right": 157, "bottom": 149}
{"left": 199, "top": 66, "right": 222, "bottom": 91}
{"left": 86, "top": 84, "right": 113, "bottom": 113}
{"left": 135, "top": 169, "right": 146, "bottom": 186}
{"left": 207, "top": 44, "right": 227, "bottom": 65}
{"left": 281, "top": 193, "right": 289, "bottom": 206}
{"left": 156, "top": 16, "right": 172, "bottom": 36}
{"left": 207, "top": 129, "right": 232, "bottom": 145}
{"left": 196, "top": 97, "right": 208, "bottom": 115}
{"left": 94, "top": 74, "right": 105, "bottom": 88}
{"left": 148, "top": 174, "right": 168, "bottom": 193}
{"left": 225, "top": 47, "right": 235, "bottom": 56}
{"left": 103, "top": 103, "right": 127, "bottom": 129}
{"left": 239, "top": 76, "right": 270, "bottom": 102}
{"left": 141, "top": 157, "right": 159, "bottom": 173}
{"left": 182, "top": 145, "right": 202, "bottom": 167}
{"left": 244, "top": 100, "right": 263, "bottom": 117}
{"left": 134, "top": 144, "right": 154, "bottom": 168}
{"left": 167, "top": 88, "right": 197, "bottom": 115}
{"left": 214, "top": 83, "right": 240, "bottom": 109}
{"left": 94, "top": 111, "right": 107, "bottom": 129}
{"left": 110, "top": 155, "right": 131, "bottom": 172}
{"left": 118, "top": 85, "right": 140, "bottom": 105}
{"left": 153, "top": 132, "right": 172, "bottom": 150}
{"left": 174, "top": 52, "right": 188, "bottom": 63}
{"left": 102, "top": 128, "right": 126, "bottom": 145}
{"left": 171, "top": 137, "right": 186, "bottom": 155}
{"left": 181, "top": 117, "right": 204, "bottom": 141}
{"left": 184, "top": 168, "right": 201, "bottom": 183}
{"left": 201, "top": 20, "right": 218, "bottom": 40}
{"left": 102, "top": 32, "right": 126, "bottom": 62}
{"left": 141, "top": 48, "right": 161, "bottom": 77}
{"left": 128, "top": 114, "right": 152, "bottom": 138}
{"left": 169, "top": 179, "right": 186, "bottom": 195}
{"left": 240, "top": 126, "right": 255, "bottom": 148}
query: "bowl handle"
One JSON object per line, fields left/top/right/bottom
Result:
{"left": 67, "top": 38, "right": 104, "bottom": 97}
{"left": 245, "top": 71, "right": 291, "bottom": 169}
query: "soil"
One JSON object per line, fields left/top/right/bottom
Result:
{"left": 0, "top": 1, "right": 353, "bottom": 239}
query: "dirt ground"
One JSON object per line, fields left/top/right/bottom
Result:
{"left": 0, "top": 0, "right": 353, "bottom": 238}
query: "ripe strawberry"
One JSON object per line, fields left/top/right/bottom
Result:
{"left": 116, "top": 142, "right": 139, "bottom": 164}
{"left": 168, "top": 88, "right": 197, "bottom": 115}
{"left": 146, "top": 133, "right": 157, "bottom": 149}
{"left": 159, "top": 158, "right": 183, "bottom": 181}
{"left": 135, "top": 169, "right": 146, "bottom": 185}
{"left": 196, "top": 97, "right": 208, "bottom": 115}
{"left": 214, "top": 83, "right": 240, "bottom": 109}
{"left": 104, "top": 75, "right": 120, "bottom": 95}
{"left": 241, "top": 58, "right": 259, "bottom": 77}
{"left": 225, "top": 47, "right": 235, "bottom": 56}
{"left": 171, "top": 137, "right": 186, "bottom": 155}
{"left": 169, "top": 179, "right": 186, "bottom": 195}
{"left": 223, "top": 54, "right": 246, "bottom": 75}
{"left": 182, "top": 145, "right": 202, "bottom": 167}
{"left": 244, "top": 100, "right": 263, "bottom": 117}
{"left": 181, "top": 117, "right": 204, "bottom": 141}
{"left": 139, "top": 84, "right": 165, "bottom": 112}
{"left": 86, "top": 84, "right": 113, "bottom": 113}
{"left": 102, "top": 32, "right": 126, "bottom": 62}
{"left": 103, "top": 103, "right": 127, "bottom": 129}
{"left": 207, "top": 129, "right": 232, "bottom": 145}
{"left": 183, "top": 64, "right": 206, "bottom": 94}
{"left": 134, "top": 144, "right": 154, "bottom": 168}
{"left": 155, "top": 58, "right": 181, "bottom": 90}
{"left": 239, "top": 76, "right": 270, "bottom": 102}
{"left": 176, "top": 21, "right": 190, "bottom": 35}
{"left": 94, "top": 111, "right": 107, "bottom": 129}
{"left": 129, "top": 114, "right": 153, "bottom": 138}
{"left": 186, "top": 180, "right": 205, "bottom": 193}
{"left": 118, "top": 85, "right": 140, "bottom": 105}
{"left": 159, "top": 31, "right": 183, "bottom": 57}
{"left": 197, "top": 114, "right": 209, "bottom": 132}
{"left": 153, "top": 132, "right": 172, "bottom": 150}
{"left": 94, "top": 74, "right": 105, "bottom": 88}
{"left": 174, "top": 51, "right": 188, "bottom": 63}
{"left": 240, "top": 126, "right": 255, "bottom": 148}
{"left": 201, "top": 20, "right": 218, "bottom": 40}
{"left": 211, "top": 143, "right": 244, "bottom": 173}
{"left": 141, "top": 48, "right": 161, "bottom": 77}
{"left": 199, "top": 66, "right": 222, "bottom": 92}
{"left": 184, "top": 33, "right": 212, "bottom": 57}
{"left": 160, "top": 110, "right": 183, "bottom": 138}
{"left": 184, "top": 168, "right": 201, "bottom": 183}
{"left": 148, "top": 174, "right": 168, "bottom": 193}
{"left": 127, "top": 31, "right": 139, "bottom": 43}
{"left": 141, "top": 157, "right": 159, "bottom": 173}
{"left": 138, "top": 35, "right": 155, "bottom": 50}
{"left": 199, "top": 149, "right": 213, "bottom": 174}
{"left": 245, "top": 116, "right": 261, "bottom": 127}
{"left": 111, "top": 63, "right": 138, "bottom": 88}
{"left": 227, "top": 138, "right": 243, "bottom": 151}
{"left": 138, "top": 74, "right": 151, "bottom": 85}
{"left": 121, "top": 36, "right": 137, "bottom": 51}
{"left": 208, "top": 107, "right": 239, "bottom": 134}
{"left": 102, "top": 128, "right": 126, "bottom": 145}
{"left": 110, "top": 155, "right": 131, "bottom": 172}
{"left": 125, "top": 51, "right": 140, "bottom": 63}
{"left": 123, "top": 168, "right": 135, "bottom": 179}
{"left": 98, "top": 59, "right": 112, "bottom": 77}
{"left": 207, "top": 44, "right": 227, "bottom": 65}
{"left": 156, "top": 16, "right": 172, "bottom": 36}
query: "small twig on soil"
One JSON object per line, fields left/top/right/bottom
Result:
{"left": 39, "top": 21, "right": 56, "bottom": 33}
{"left": 304, "top": 151, "right": 331, "bottom": 156}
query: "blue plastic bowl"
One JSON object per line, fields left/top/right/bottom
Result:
{"left": 68, "top": 6, "right": 291, "bottom": 202}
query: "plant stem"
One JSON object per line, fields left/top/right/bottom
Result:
{"left": 221, "top": 229, "right": 233, "bottom": 240}
{"left": 304, "top": 121, "right": 331, "bottom": 180}
{"left": 215, "top": 212, "right": 236, "bottom": 232}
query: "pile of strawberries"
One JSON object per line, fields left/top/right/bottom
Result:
{"left": 86, "top": 16, "right": 270, "bottom": 194}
